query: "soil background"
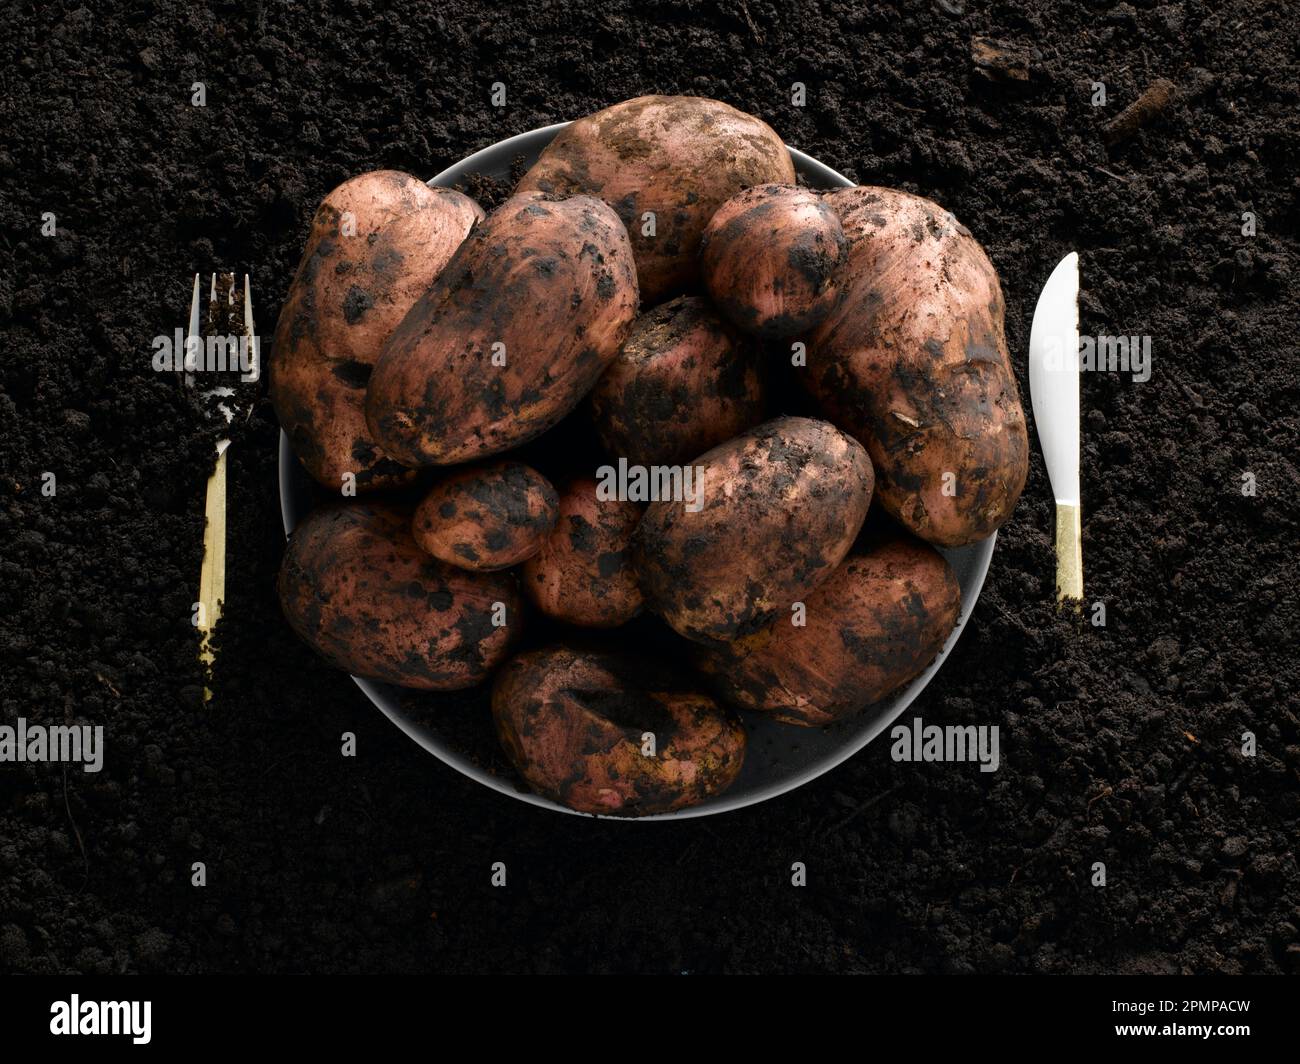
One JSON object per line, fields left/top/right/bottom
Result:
{"left": 1, "top": 0, "right": 1297, "bottom": 974}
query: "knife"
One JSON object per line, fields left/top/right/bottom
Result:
{"left": 1028, "top": 252, "right": 1083, "bottom": 604}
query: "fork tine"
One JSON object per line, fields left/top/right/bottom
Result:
{"left": 243, "top": 274, "right": 261, "bottom": 383}
{"left": 184, "top": 273, "right": 201, "bottom": 383}
{"left": 187, "top": 273, "right": 202, "bottom": 340}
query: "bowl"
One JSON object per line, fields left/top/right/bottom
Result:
{"left": 278, "top": 123, "right": 996, "bottom": 819}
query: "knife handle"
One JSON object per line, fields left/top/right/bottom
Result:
{"left": 1055, "top": 502, "right": 1083, "bottom": 605}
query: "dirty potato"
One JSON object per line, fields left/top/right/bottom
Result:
{"left": 589, "top": 296, "right": 765, "bottom": 467}
{"left": 695, "top": 536, "right": 961, "bottom": 726}
{"left": 521, "top": 477, "right": 642, "bottom": 628}
{"left": 413, "top": 461, "right": 559, "bottom": 571}
{"left": 278, "top": 502, "right": 521, "bottom": 690}
{"left": 271, "top": 171, "right": 483, "bottom": 492}
{"left": 365, "top": 193, "right": 639, "bottom": 466}
{"left": 491, "top": 646, "right": 746, "bottom": 815}
{"left": 633, "top": 416, "right": 874, "bottom": 644}
{"left": 701, "top": 184, "right": 847, "bottom": 338}
{"left": 806, "top": 187, "right": 1029, "bottom": 547}
{"left": 515, "top": 95, "right": 795, "bottom": 303}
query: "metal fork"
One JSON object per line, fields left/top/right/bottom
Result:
{"left": 184, "top": 273, "right": 260, "bottom": 696}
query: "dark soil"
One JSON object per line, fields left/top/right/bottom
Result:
{"left": 1, "top": 1, "right": 1297, "bottom": 974}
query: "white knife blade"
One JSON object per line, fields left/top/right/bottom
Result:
{"left": 1029, "top": 252, "right": 1080, "bottom": 505}
{"left": 1028, "top": 252, "right": 1083, "bottom": 601}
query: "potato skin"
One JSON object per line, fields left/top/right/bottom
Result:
{"left": 271, "top": 171, "right": 483, "bottom": 492}
{"left": 522, "top": 478, "right": 642, "bottom": 628}
{"left": 365, "top": 193, "right": 639, "bottom": 466}
{"left": 695, "top": 537, "right": 961, "bottom": 726}
{"left": 589, "top": 296, "right": 765, "bottom": 467}
{"left": 278, "top": 503, "right": 521, "bottom": 690}
{"left": 701, "top": 184, "right": 847, "bottom": 338}
{"left": 806, "top": 187, "right": 1029, "bottom": 547}
{"left": 491, "top": 646, "right": 746, "bottom": 815}
{"left": 633, "top": 416, "right": 874, "bottom": 644}
{"left": 516, "top": 95, "right": 795, "bottom": 304}
{"left": 413, "top": 461, "right": 559, "bottom": 571}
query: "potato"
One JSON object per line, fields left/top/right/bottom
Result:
{"left": 633, "top": 416, "right": 873, "bottom": 644}
{"left": 491, "top": 646, "right": 746, "bottom": 815}
{"left": 271, "top": 171, "right": 483, "bottom": 492}
{"left": 701, "top": 184, "right": 846, "bottom": 338}
{"left": 589, "top": 296, "right": 765, "bottom": 466}
{"left": 695, "top": 537, "right": 961, "bottom": 726}
{"left": 515, "top": 95, "right": 795, "bottom": 304}
{"left": 521, "top": 478, "right": 642, "bottom": 628}
{"left": 413, "top": 461, "right": 558, "bottom": 571}
{"left": 806, "top": 187, "right": 1029, "bottom": 547}
{"left": 278, "top": 503, "right": 521, "bottom": 690}
{"left": 365, "top": 193, "right": 638, "bottom": 466}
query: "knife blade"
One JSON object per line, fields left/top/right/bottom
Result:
{"left": 1028, "top": 252, "right": 1083, "bottom": 603}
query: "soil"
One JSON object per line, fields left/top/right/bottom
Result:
{"left": 1, "top": 1, "right": 1297, "bottom": 974}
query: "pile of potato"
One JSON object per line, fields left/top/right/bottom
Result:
{"left": 272, "top": 96, "right": 1028, "bottom": 817}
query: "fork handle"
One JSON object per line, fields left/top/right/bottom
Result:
{"left": 198, "top": 441, "right": 230, "bottom": 697}
{"left": 1054, "top": 501, "right": 1083, "bottom": 606}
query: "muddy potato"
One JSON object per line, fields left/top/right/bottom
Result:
{"left": 271, "top": 171, "right": 483, "bottom": 492}
{"left": 365, "top": 193, "right": 638, "bottom": 466}
{"left": 589, "top": 296, "right": 765, "bottom": 466}
{"left": 806, "top": 187, "right": 1029, "bottom": 547}
{"left": 413, "top": 461, "right": 558, "bottom": 571}
{"left": 515, "top": 95, "right": 795, "bottom": 304}
{"left": 701, "top": 184, "right": 847, "bottom": 338}
{"left": 696, "top": 537, "right": 961, "bottom": 726}
{"left": 522, "top": 478, "right": 642, "bottom": 628}
{"left": 278, "top": 503, "right": 521, "bottom": 690}
{"left": 492, "top": 646, "right": 746, "bottom": 815}
{"left": 633, "top": 416, "right": 874, "bottom": 644}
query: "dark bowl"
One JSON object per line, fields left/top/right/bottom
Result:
{"left": 278, "top": 123, "right": 997, "bottom": 820}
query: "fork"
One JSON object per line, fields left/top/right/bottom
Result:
{"left": 184, "top": 273, "right": 260, "bottom": 696}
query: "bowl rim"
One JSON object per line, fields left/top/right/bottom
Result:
{"left": 277, "top": 122, "right": 998, "bottom": 820}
